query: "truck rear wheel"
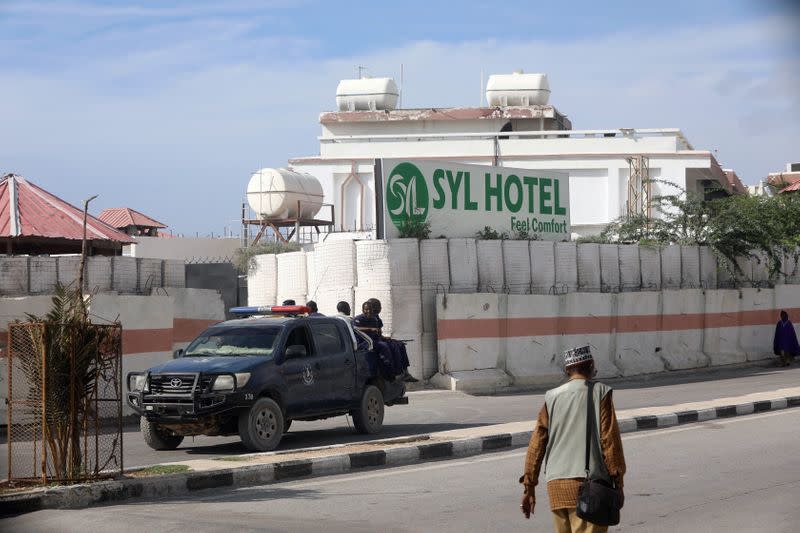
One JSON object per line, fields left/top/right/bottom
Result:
{"left": 239, "top": 397, "right": 284, "bottom": 452}
{"left": 351, "top": 385, "right": 384, "bottom": 434}
{"left": 141, "top": 417, "right": 184, "bottom": 450}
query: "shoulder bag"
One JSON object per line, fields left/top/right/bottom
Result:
{"left": 576, "top": 381, "right": 622, "bottom": 526}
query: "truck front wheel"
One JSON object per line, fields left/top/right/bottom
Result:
{"left": 141, "top": 417, "right": 184, "bottom": 450}
{"left": 239, "top": 397, "right": 284, "bottom": 452}
{"left": 351, "top": 385, "right": 384, "bottom": 434}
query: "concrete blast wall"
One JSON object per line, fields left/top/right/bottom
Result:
{"left": 432, "top": 286, "right": 800, "bottom": 392}
{"left": 252, "top": 239, "right": 800, "bottom": 386}
{"left": 0, "top": 288, "right": 225, "bottom": 417}
{"left": 0, "top": 256, "right": 186, "bottom": 296}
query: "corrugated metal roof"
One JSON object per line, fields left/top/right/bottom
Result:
{"left": 0, "top": 173, "right": 135, "bottom": 243}
{"left": 98, "top": 207, "right": 167, "bottom": 229}
{"left": 780, "top": 181, "right": 800, "bottom": 194}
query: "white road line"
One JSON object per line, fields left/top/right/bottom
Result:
{"left": 268, "top": 408, "right": 799, "bottom": 490}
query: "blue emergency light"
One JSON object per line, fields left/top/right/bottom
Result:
{"left": 229, "top": 305, "right": 311, "bottom": 316}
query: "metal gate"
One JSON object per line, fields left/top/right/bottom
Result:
{"left": 5, "top": 322, "right": 123, "bottom": 484}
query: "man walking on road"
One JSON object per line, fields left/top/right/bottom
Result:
{"left": 773, "top": 310, "right": 799, "bottom": 367}
{"left": 519, "top": 346, "right": 626, "bottom": 532}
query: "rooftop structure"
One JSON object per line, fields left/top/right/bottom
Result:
{"left": 98, "top": 207, "right": 167, "bottom": 236}
{"left": 0, "top": 173, "right": 134, "bottom": 255}
{"left": 765, "top": 162, "right": 800, "bottom": 194}
{"left": 281, "top": 72, "right": 740, "bottom": 238}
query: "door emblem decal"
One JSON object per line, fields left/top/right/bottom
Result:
{"left": 302, "top": 364, "right": 315, "bottom": 386}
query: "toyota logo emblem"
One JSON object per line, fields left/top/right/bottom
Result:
{"left": 169, "top": 378, "right": 183, "bottom": 388}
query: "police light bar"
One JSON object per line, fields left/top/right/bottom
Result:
{"left": 230, "top": 305, "right": 311, "bottom": 316}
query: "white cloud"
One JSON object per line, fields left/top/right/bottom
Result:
{"left": 0, "top": 12, "right": 797, "bottom": 234}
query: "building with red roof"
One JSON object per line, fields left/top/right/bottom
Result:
{"left": 98, "top": 207, "right": 167, "bottom": 237}
{"left": 0, "top": 173, "right": 135, "bottom": 255}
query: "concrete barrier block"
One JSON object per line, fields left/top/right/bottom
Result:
{"left": 57, "top": 256, "right": 82, "bottom": 289}
{"left": 305, "top": 251, "right": 318, "bottom": 297}
{"left": 248, "top": 254, "right": 277, "bottom": 307}
{"left": 138, "top": 258, "right": 163, "bottom": 290}
{"left": 421, "top": 287, "right": 445, "bottom": 333}
{"left": 703, "top": 289, "right": 746, "bottom": 366}
{"left": 448, "top": 238, "right": 478, "bottom": 292}
{"left": 618, "top": 245, "right": 641, "bottom": 292}
{"left": 699, "top": 247, "right": 717, "bottom": 290}
{"left": 163, "top": 260, "right": 186, "bottom": 288}
{"left": 505, "top": 294, "right": 563, "bottom": 385}
{"left": 29, "top": 257, "right": 57, "bottom": 294}
{"left": 86, "top": 256, "right": 112, "bottom": 293}
{"left": 0, "top": 257, "right": 28, "bottom": 295}
{"left": 420, "top": 239, "right": 450, "bottom": 289}
{"left": 502, "top": 240, "right": 531, "bottom": 294}
{"left": 276, "top": 251, "right": 307, "bottom": 296}
{"left": 577, "top": 243, "right": 601, "bottom": 292}
{"left": 554, "top": 242, "right": 578, "bottom": 293}
{"left": 680, "top": 246, "right": 700, "bottom": 289}
{"left": 530, "top": 241, "right": 555, "bottom": 294}
{"left": 315, "top": 240, "right": 357, "bottom": 288}
{"left": 559, "top": 292, "right": 617, "bottom": 378}
{"left": 421, "top": 332, "right": 438, "bottom": 379}
{"left": 314, "top": 287, "right": 354, "bottom": 317}
{"left": 738, "top": 288, "right": 775, "bottom": 361}
{"left": 785, "top": 250, "right": 800, "bottom": 284}
{"left": 354, "top": 285, "right": 421, "bottom": 337}
{"left": 660, "top": 290, "right": 709, "bottom": 370}
{"left": 639, "top": 245, "right": 661, "bottom": 290}
{"left": 112, "top": 257, "right": 138, "bottom": 293}
{"left": 436, "top": 293, "right": 503, "bottom": 373}
{"left": 600, "top": 244, "right": 620, "bottom": 292}
{"left": 660, "top": 245, "right": 681, "bottom": 290}
{"left": 477, "top": 240, "right": 504, "bottom": 293}
{"left": 615, "top": 292, "right": 666, "bottom": 376}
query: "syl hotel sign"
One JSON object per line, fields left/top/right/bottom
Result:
{"left": 376, "top": 159, "right": 570, "bottom": 240}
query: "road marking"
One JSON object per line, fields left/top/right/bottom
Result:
{"left": 269, "top": 408, "right": 799, "bottom": 490}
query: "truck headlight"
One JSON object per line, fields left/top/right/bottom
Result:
{"left": 128, "top": 373, "right": 146, "bottom": 392}
{"left": 234, "top": 372, "right": 251, "bottom": 388}
{"left": 212, "top": 375, "right": 235, "bottom": 391}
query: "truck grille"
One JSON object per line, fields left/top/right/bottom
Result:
{"left": 149, "top": 374, "right": 197, "bottom": 395}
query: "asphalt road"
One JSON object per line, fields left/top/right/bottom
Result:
{"left": 2, "top": 363, "right": 798, "bottom": 475}
{"left": 5, "top": 407, "right": 799, "bottom": 532}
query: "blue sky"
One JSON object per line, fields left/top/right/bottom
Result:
{"left": 1, "top": 0, "right": 798, "bottom": 235}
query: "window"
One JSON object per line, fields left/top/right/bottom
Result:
{"left": 310, "top": 323, "right": 345, "bottom": 354}
{"left": 284, "top": 326, "right": 314, "bottom": 358}
{"left": 184, "top": 326, "right": 281, "bottom": 357}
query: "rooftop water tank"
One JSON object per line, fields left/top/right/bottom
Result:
{"left": 336, "top": 77, "right": 399, "bottom": 111}
{"left": 247, "top": 168, "right": 324, "bottom": 219}
{"left": 485, "top": 71, "right": 550, "bottom": 107}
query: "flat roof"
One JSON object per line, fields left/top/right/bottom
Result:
{"left": 320, "top": 105, "right": 567, "bottom": 124}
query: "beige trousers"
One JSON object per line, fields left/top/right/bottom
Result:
{"left": 551, "top": 509, "right": 609, "bottom": 533}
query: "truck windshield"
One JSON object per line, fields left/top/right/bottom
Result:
{"left": 184, "top": 326, "right": 281, "bottom": 357}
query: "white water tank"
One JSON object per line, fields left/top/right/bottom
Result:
{"left": 336, "top": 77, "right": 399, "bottom": 111}
{"left": 247, "top": 168, "right": 324, "bottom": 219}
{"left": 485, "top": 71, "right": 550, "bottom": 106}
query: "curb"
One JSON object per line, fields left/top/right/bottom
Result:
{"left": 2, "top": 395, "right": 799, "bottom": 517}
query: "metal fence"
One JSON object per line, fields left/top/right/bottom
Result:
{"left": 5, "top": 322, "right": 123, "bottom": 484}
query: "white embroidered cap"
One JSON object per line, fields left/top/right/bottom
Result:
{"left": 564, "top": 345, "right": 593, "bottom": 367}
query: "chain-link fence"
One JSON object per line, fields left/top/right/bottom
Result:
{"left": 5, "top": 322, "right": 123, "bottom": 484}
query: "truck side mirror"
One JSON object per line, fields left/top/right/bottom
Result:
{"left": 173, "top": 348, "right": 184, "bottom": 359}
{"left": 285, "top": 344, "right": 307, "bottom": 359}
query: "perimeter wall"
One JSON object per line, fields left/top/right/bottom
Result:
{"left": 250, "top": 239, "right": 800, "bottom": 389}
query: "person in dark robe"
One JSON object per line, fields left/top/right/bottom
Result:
{"left": 773, "top": 310, "right": 800, "bottom": 367}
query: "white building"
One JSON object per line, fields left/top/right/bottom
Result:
{"left": 286, "top": 73, "right": 741, "bottom": 238}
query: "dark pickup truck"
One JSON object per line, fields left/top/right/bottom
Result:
{"left": 126, "top": 315, "right": 407, "bottom": 452}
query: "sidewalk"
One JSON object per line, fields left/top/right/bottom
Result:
{"left": 2, "top": 386, "right": 799, "bottom": 517}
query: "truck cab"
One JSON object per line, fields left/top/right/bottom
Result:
{"left": 127, "top": 308, "right": 406, "bottom": 452}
